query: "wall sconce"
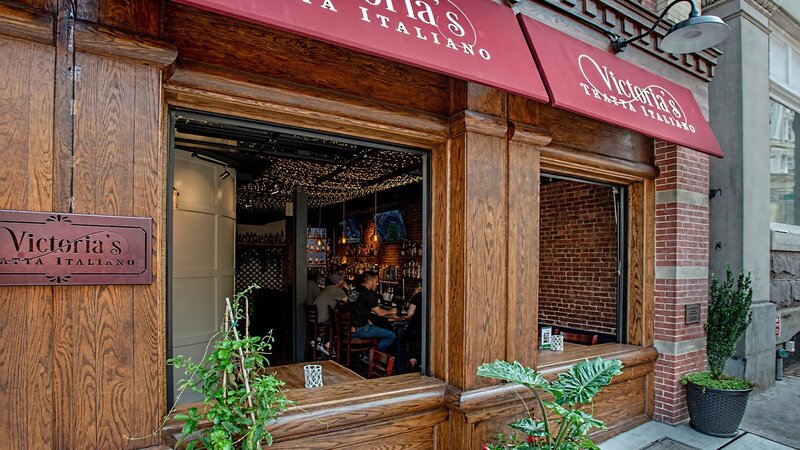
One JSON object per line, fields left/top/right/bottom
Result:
{"left": 536, "top": 0, "right": 729, "bottom": 55}
{"left": 611, "top": 0, "right": 730, "bottom": 53}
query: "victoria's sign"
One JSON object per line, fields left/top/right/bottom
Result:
{"left": 173, "top": 0, "right": 549, "bottom": 102}
{"left": 519, "top": 17, "right": 724, "bottom": 158}
{"left": 0, "top": 210, "right": 152, "bottom": 286}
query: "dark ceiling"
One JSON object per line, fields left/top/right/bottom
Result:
{"left": 173, "top": 113, "right": 423, "bottom": 214}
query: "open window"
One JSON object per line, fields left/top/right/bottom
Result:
{"left": 167, "top": 110, "right": 429, "bottom": 404}
{"left": 538, "top": 173, "right": 628, "bottom": 360}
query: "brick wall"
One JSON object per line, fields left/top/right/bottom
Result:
{"left": 653, "top": 142, "right": 710, "bottom": 424}
{"left": 539, "top": 180, "right": 618, "bottom": 335}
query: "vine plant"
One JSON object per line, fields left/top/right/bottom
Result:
{"left": 170, "top": 284, "right": 292, "bottom": 449}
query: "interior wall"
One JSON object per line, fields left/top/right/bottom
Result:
{"left": 171, "top": 151, "right": 236, "bottom": 403}
{"left": 539, "top": 180, "right": 618, "bottom": 336}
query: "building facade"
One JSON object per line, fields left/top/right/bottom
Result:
{"left": 705, "top": 0, "right": 800, "bottom": 389}
{"left": 0, "top": 0, "right": 724, "bottom": 447}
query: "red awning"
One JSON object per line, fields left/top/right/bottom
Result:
{"left": 518, "top": 16, "right": 723, "bottom": 158}
{"left": 173, "top": 0, "right": 549, "bottom": 103}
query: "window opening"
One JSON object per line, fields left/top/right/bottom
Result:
{"left": 167, "top": 110, "right": 430, "bottom": 405}
{"left": 538, "top": 173, "right": 628, "bottom": 347}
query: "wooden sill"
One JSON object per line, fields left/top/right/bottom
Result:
{"left": 537, "top": 343, "right": 656, "bottom": 375}
{"left": 162, "top": 373, "right": 447, "bottom": 447}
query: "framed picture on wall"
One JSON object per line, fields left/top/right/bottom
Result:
{"left": 340, "top": 218, "right": 362, "bottom": 244}
{"left": 375, "top": 209, "right": 407, "bottom": 241}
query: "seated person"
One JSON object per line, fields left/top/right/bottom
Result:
{"left": 305, "top": 270, "right": 321, "bottom": 305}
{"left": 348, "top": 271, "right": 396, "bottom": 352}
{"left": 404, "top": 282, "right": 423, "bottom": 369}
{"left": 313, "top": 272, "right": 348, "bottom": 325}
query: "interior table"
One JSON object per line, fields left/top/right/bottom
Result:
{"left": 270, "top": 360, "right": 364, "bottom": 389}
{"left": 385, "top": 314, "right": 412, "bottom": 375}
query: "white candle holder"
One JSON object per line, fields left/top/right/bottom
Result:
{"left": 304, "top": 364, "right": 323, "bottom": 388}
{"left": 551, "top": 335, "right": 564, "bottom": 352}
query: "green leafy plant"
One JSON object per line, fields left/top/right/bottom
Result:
{"left": 680, "top": 267, "right": 754, "bottom": 389}
{"left": 169, "top": 284, "right": 293, "bottom": 449}
{"left": 477, "top": 357, "right": 623, "bottom": 450}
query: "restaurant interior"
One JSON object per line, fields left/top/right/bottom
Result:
{"left": 169, "top": 111, "right": 427, "bottom": 402}
{"left": 168, "top": 111, "right": 627, "bottom": 402}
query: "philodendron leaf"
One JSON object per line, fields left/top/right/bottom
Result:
{"left": 550, "top": 358, "right": 623, "bottom": 406}
{"left": 508, "top": 417, "right": 548, "bottom": 436}
{"left": 477, "top": 360, "right": 549, "bottom": 390}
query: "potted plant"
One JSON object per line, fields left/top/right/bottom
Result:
{"left": 680, "top": 267, "right": 754, "bottom": 437}
{"left": 169, "top": 284, "right": 293, "bottom": 449}
{"left": 477, "top": 357, "right": 623, "bottom": 449}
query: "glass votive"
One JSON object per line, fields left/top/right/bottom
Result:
{"left": 304, "top": 364, "right": 323, "bottom": 388}
{"left": 551, "top": 335, "right": 564, "bottom": 352}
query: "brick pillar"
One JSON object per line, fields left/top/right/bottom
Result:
{"left": 653, "top": 142, "right": 710, "bottom": 424}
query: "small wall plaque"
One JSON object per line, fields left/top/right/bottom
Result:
{"left": 685, "top": 303, "right": 701, "bottom": 324}
{"left": 0, "top": 210, "right": 152, "bottom": 285}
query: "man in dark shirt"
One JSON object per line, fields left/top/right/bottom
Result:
{"left": 348, "top": 271, "right": 396, "bottom": 352}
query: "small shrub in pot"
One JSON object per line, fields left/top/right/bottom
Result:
{"left": 680, "top": 267, "right": 754, "bottom": 437}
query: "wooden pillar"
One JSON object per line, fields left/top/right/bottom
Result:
{"left": 0, "top": 3, "right": 175, "bottom": 448}
{"left": 443, "top": 83, "right": 509, "bottom": 391}
{"left": 434, "top": 89, "right": 552, "bottom": 449}
{"left": 506, "top": 123, "right": 549, "bottom": 368}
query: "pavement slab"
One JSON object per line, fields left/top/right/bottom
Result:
{"left": 600, "top": 375, "right": 800, "bottom": 450}
{"left": 738, "top": 375, "right": 800, "bottom": 448}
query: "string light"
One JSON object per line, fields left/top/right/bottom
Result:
{"left": 236, "top": 149, "right": 422, "bottom": 212}
{"left": 175, "top": 117, "right": 423, "bottom": 213}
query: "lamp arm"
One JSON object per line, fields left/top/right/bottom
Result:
{"left": 612, "top": 0, "right": 698, "bottom": 52}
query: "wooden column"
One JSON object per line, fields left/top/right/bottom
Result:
{"left": 506, "top": 124, "right": 550, "bottom": 368}
{"left": 442, "top": 83, "right": 510, "bottom": 391}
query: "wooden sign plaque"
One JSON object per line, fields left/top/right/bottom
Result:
{"left": 0, "top": 210, "right": 152, "bottom": 285}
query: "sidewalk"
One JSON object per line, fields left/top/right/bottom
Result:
{"left": 600, "top": 375, "right": 800, "bottom": 450}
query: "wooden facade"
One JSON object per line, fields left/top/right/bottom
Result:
{"left": 0, "top": 1, "right": 718, "bottom": 448}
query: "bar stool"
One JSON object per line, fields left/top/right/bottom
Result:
{"left": 333, "top": 309, "right": 377, "bottom": 368}
{"left": 304, "top": 304, "right": 331, "bottom": 360}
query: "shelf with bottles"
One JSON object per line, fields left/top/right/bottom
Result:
{"left": 237, "top": 231, "right": 286, "bottom": 247}
{"left": 377, "top": 261, "right": 423, "bottom": 281}
{"left": 398, "top": 240, "right": 423, "bottom": 258}
{"left": 342, "top": 242, "right": 380, "bottom": 259}
{"left": 306, "top": 227, "right": 331, "bottom": 253}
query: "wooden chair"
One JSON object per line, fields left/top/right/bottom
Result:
{"left": 304, "top": 304, "right": 331, "bottom": 360}
{"left": 367, "top": 348, "right": 395, "bottom": 378}
{"left": 554, "top": 329, "right": 598, "bottom": 346}
{"left": 333, "top": 309, "right": 377, "bottom": 368}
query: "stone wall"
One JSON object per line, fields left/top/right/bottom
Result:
{"left": 770, "top": 251, "right": 800, "bottom": 308}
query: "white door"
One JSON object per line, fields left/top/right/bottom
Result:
{"left": 171, "top": 150, "right": 236, "bottom": 404}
